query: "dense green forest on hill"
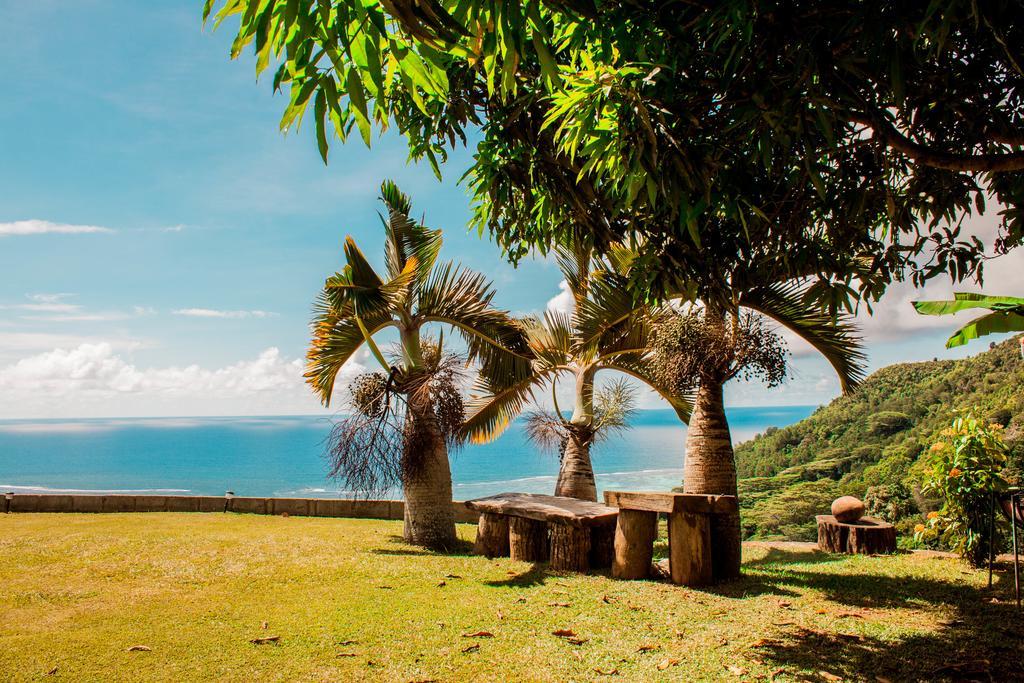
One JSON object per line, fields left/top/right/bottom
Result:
{"left": 736, "top": 335, "right": 1024, "bottom": 544}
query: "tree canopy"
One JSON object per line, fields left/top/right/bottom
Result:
{"left": 206, "top": 0, "right": 1023, "bottom": 308}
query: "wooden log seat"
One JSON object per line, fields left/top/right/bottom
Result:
{"left": 464, "top": 493, "right": 619, "bottom": 571}
{"left": 816, "top": 515, "right": 897, "bottom": 555}
{"left": 604, "top": 491, "right": 740, "bottom": 586}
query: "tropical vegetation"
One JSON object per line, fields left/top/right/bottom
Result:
{"left": 914, "top": 293, "right": 1024, "bottom": 348}
{"left": 916, "top": 415, "right": 1010, "bottom": 567}
{"left": 461, "top": 244, "right": 691, "bottom": 502}
{"left": 305, "top": 180, "right": 526, "bottom": 549}
{"left": 735, "top": 335, "right": 1024, "bottom": 547}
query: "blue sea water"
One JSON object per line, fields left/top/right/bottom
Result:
{"left": 0, "top": 407, "right": 814, "bottom": 500}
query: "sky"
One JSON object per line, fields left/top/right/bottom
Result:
{"left": 0, "top": 1, "right": 1020, "bottom": 419}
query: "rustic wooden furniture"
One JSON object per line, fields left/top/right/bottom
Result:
{"left": 816, "top": 515, "right": 897, "bottom": 555}
{"left": 464, "top": 492, "right": 618, "bottom": 571}
{"left": 603, "top": 491, "right": 739, "bottom": 586}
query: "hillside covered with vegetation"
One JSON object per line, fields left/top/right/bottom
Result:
{"left": 736, "top": 335, "right": 1024, "bottom": 543}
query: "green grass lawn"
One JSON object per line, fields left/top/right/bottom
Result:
{"left": 1, "top": 513, "right": 1021, "bottom": 682}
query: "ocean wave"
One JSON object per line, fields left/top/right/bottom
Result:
{"left": 0, "top": 484, "right": 192, "bottom": 494}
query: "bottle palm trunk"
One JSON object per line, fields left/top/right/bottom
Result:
{"left": 683, "top": 378, "right": 741, "bottom": 579}
{"left": 401, "top": 391, "right": 456, "bottom": 550}
{"left": 555, "top": 430, "right": 597, "bottom": 501}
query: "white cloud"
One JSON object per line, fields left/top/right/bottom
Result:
{"left": 546, "top": 280, "right": 575, "bottom": 316}
{"left": 0, "top": 220, "right": 114, "bottom": 236}
{"left": 0, "top": 344, "right": 367, "bottom": 418}
{"left": 173, "top": 308, "right": 275, "bottom": 319}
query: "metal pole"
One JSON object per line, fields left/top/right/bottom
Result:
{"left": 989, "top": 490, "right": 996, "bottom": 589}
{"left": 1013, "top": 493, "right": 1021, "bottom": 609}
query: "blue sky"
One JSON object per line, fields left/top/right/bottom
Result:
{"left": 0, "top": 1, "right": 1018, "bottom": 418}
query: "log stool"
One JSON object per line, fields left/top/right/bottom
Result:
{"left": 604, "top": 491, "right": 739, "bottom": 586}
{"left": 816, "top": 515, "right": 896, "bottom": 555}
{"left": 464, "top": 493, "right": 619, "bottom": 572}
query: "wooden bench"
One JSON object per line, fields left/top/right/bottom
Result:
{"left": 464, "top": 493, "right": 619, "bottom": 571}
{"left": 604, "top": 491, "right": 739, "bottom": 586}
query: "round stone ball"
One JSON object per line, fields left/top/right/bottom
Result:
{"left": 831, "top": 496, "right": 865, "bottom": 523}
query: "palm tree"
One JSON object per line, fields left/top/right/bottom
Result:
{"left": 650, "top": 280, "right": 867, "bottom": 578}
{"left": 306, "top": 180, "right": 526, "bottom": 550}
{"left": 913, "top": 293, "right": 1024, "bottom": 348}
{"left": 461, "top": 244, "right": 692, "bottom": 502}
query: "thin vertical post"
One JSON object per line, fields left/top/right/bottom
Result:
{"left": 1013, "top": 493, "right": 1021, "bottom": 609}
{"left": 989, "top": 490, "right": 996, "bottom": 589}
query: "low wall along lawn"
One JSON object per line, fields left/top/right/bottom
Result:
{"left": 1, "top": 493, "right": 479, "bottom": 524}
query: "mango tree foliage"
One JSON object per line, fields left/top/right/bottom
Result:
{"left": 205, "top": 0, "right": 1022, "bottom": 308}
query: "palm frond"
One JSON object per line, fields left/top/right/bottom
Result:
{"left": 553, "top": 241, "right": 592, "bottom": 301}
{"left": 574, "top": 269, "right": 652, "bottom": 360}
{"left": 306, "top": 289, "right": 397, "bottom": 405}
{"left": 591, "top": 378, "right": 638, "bottom": 442}
{"left": 741, "top": 281, "right": 866, "bottom": 393}
{"left": 460, "top": 368, "right": 562, "bottom": 444}
{"left": 415, "top": 260, "right": 531, "bottom": 378}
{"left": 601, "top": 352, "right": 695, "bottom": 423}
{"left": 380, "top": 179, "right": 442, "bottom": 284}
{"left": 523, "top": 408, "right": 568, "bottom": 454}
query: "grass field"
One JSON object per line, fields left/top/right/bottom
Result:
{"left": 1, "top": 513, "right": 1021, "bottom": 682}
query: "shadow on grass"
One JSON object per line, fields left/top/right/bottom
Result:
{"left": 713, "top": 549, "right": 1024, "bottom": 681}
{"left": 370, "top": 535, "right": 475, "bottom": 557}
{"left": 483, "top": 564, "right": 553, "bottom": 588}
{"left": 743, "top": 547, "right": 850, "bottom": 568}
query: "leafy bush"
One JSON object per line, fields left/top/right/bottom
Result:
{"left": 869, "top": 411, "right": 914, "bottom": 436}
{"left": 915, "top": 415, "right": 1010, "bottom": 566}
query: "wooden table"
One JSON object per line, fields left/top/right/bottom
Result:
{"left": 604, "top": 491, "right": 739, "bottom": 586}
{"left": 464, "top": 493, "right": 619, "bottom": 571}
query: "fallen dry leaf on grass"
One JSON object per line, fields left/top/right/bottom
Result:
{"left": 461, "top": 631, "right": 494, "bottom": 638}
{"left": 514, "top": 597, "right": 527, "bottom": 604}
{"left": 337, "top": 640, "right": 358, "bottom": 646}
{"left": 261, "top": 621, "right": 268, "bottom": 630}
{"left": 818, "top": 671, "right": 842, "bottom": 681}
{"left": 126, "top": 645, "right": 152, "bottom": 652}
{"left": 548, "top": 602, "right": 571, "bottom": 608}
{"left": 552, "top": 629, "right": 577, "bottom": 638}
{"left": 45, "top": 667, "right": 58, "bottom": 676}
{"left": 601, "top": 595, "right": 616, "bottom": 604}
{"left": 496, "top": 609, "right": 505, "bottom": 620}
{"left": 657, "top": 658, "right": 680, "bottom": 671}
{"left": 637, "top": 644, "right": 659, "bottom": 653}
{"left": 250, "top": 636, "right": 280, "bottom": 645}
{"left": 874, "top": 677, "right": 893, "bottom": 683}
{"left": 750, "top": 638, "right": 782, "bottom": 648}
{"left": 777, "top": 600, "right": 792, "bottom": 608}
{"left": 566, "top": 637, "right": 589, "bottom": 645}
{"left": 436, "top": 580, "right": 446, "bottom": 587}
{"left": 725, "top": 664, "right": 748, "bottom": 676}
{"left": 834, "top": 612, "right": 865, "bottom": 619}
{"left": 445, "top": 574, "right": 462, "bottom": 579}
{"left": 593, "top": 667, "right": 619, "bottom": 676}
{"left": 461, "top": 644, "right": 480, "bottom": 654}
{"left": 336, "top": 653, "right": 359, "bottom": 658}
{"left": 772, "top": 621, "right": 796, "bottom": 627}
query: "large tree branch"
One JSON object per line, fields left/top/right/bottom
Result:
{"left": 851, "top": 113, "right": 1024, "bottom": 173}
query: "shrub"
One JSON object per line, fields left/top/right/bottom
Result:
{"left": 916, "top": 415, "right": 1010, "bottom": 566}
{"left": 869, "top": 411, "right": 914, "bottom": 436}
{"left": 864, "top": 483, "right": 915, "bottom": 522}
{"left": 988, "top": 407, "right": 1012, "bottom": 427}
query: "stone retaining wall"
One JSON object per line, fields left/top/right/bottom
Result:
{"left": 1, "top": 493, "right": 479, "bottom": 523}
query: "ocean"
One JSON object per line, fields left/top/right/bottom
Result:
{"left": 0, "top": 406, "right": 814, "bottom": 500}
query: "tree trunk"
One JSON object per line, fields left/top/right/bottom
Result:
{"left": 402, "top": 391, "right": 457, "bottom": 550}
{"left": 555, "top": 430, "right": 597, "bottom": 501}
{"left": 683, "top": 378, "right": 741, "bottom": 580}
